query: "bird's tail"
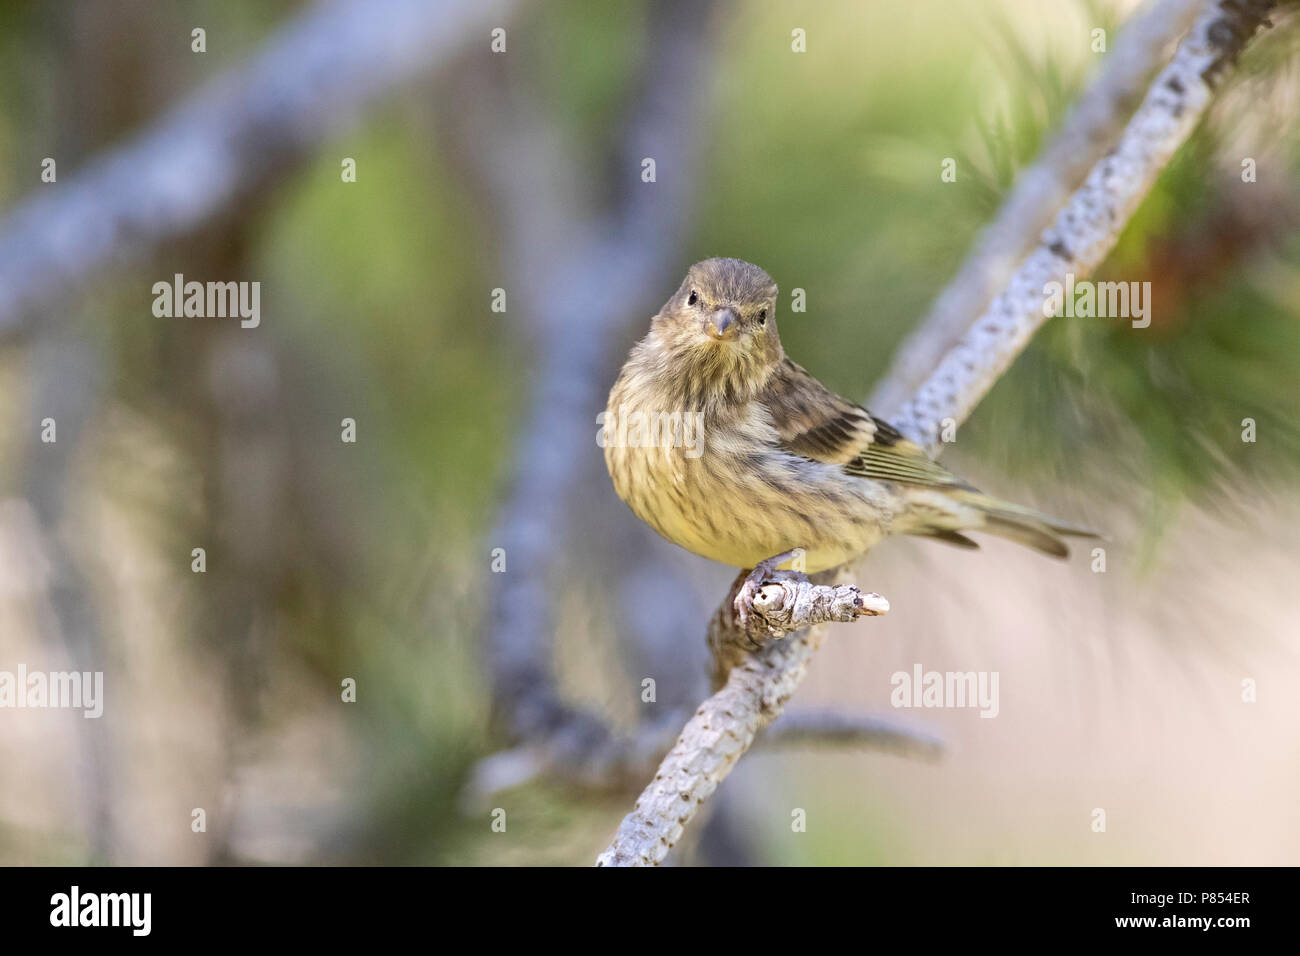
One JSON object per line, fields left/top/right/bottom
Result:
{"left": 949, "top": 491, "right": 1101, "bottom": 559}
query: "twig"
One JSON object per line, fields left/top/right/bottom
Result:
{"left": 742, "top": 576, "right": 889, "bottom": 640}
{"left": 760, "top": 708, "right": 944, "bottom": 759}
{"left": 462, "top": 715, "right": 686, "bottom": 804}
{"left": 598, "top": 0, "right": 1282, "bottom": 866}
{"left": 708, "top": 568, "right": 888, "bottom": 690}
{"left": 465, "top": 704, "right": 942, "bottom": 806}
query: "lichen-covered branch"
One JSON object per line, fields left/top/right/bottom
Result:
{"left": 708, "top": 568, "right": 888, "bottom": 690}
{"left": 869, "top": 0, "right": 1204, "bottom": 416}
{"left": 595, "top": 596, "right": 834, "bottom": 867}
{"left": 890, "top": 0, "right": 1280, "bottom": 455}
{"left": 744, "top": 576, "right": 889, "bottom": 639}
{"left": 597, "top": 0, "right": 1282, "bottom": 866}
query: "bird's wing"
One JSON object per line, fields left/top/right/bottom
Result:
{"left": 765, "top": 358, "right": 971, "bottom": 489}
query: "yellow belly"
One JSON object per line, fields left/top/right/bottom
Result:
{"left": 604, "top": 438, "right": 884, "bottom": 572}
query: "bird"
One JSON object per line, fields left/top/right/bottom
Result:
{"left": 603, "top": 257, "right": 1096, "bottom": 618}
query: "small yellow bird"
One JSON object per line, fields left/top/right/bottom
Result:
{"left": 604, "top": 258, "right": 1094, "bottom": 586}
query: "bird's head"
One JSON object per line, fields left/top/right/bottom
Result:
{"left": 650, "top": 258, "right": 783, "bottom": 399}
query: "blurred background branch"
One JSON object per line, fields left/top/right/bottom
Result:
{"left": 0, "top": 0, "right": 516, "bottom": 342}
{"left": 457, "top": 0, "right": 720, "bottom": 787}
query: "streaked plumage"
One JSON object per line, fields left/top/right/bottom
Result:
{"left": 604, "top": 258, "right": 1094, "bottom": 573}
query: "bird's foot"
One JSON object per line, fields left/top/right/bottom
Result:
{"left": 733, "top": 549, "right": 803, "bottom": 636}
{"left": 713, "top": 554, "right": 888, "bottom": 686}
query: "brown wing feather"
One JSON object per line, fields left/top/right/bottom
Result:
{"left": 765, "top": 358, "right": 972, "bottom": 489}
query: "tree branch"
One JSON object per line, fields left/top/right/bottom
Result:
{"left": 708, "top": 568, "right": 888, "bottom": 691}
{"left": 759, "top": 708, "right": 944, "bottom": 759}
{"left": 597, "top": 0, "right": 1282, "bottom": 866}
{"left": 890, "top": 0, "right": 1279, "bottom": 454}
{"left": 0, "top": 0, "right": 516, "bottom": 340}
{"left": 869, "top": 0, "right": 1204, "bottom": 416}
{"left": 595, "top": 580, "right": 837, "bottom": 867}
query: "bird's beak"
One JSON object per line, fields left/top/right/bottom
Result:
{"left": 706, "top": 307, "right": 739, "bottom": 340}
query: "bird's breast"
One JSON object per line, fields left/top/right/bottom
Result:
{"left": 603, "top": 383, "right": 890, "bottom": 570}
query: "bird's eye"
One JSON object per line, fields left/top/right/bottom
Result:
{"left": 687, "top": 290, "right": 698, "bottom": 306}
{"left": 758, "top": 308, "right": 767, "bottom": 325}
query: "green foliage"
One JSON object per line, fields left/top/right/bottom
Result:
{"left": 969, "top": 103, "right": 1300, "bottom": 513}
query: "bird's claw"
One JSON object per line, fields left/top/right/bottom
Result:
{"left": 733, "top": 575, "right": 765, "bottom": 635}
{"left": 732, "top": 549, "right": 802, "bottom": 637}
